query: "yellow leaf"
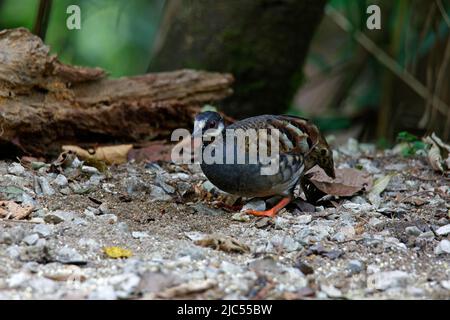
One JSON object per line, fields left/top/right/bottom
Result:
{"left": 428, "top": 142, "right": 444, "bottom": 173}
{"left": 369, "top": 174, "right": 393, "bottom": 198}
{"left": 103, "top": 246, "right": 133, "bottom": 259}
{"left": 62, "top": 144, "right": 133, "bottom": 165}
{"left": 368, "top": 174, "right": 394, "bottom": 207}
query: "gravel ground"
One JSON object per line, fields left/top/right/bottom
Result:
{"left": 0, "top": 140, "right": 449, "bottom": 300}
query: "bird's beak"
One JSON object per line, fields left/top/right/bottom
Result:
{"left": 191, "top": 127, "right": 202, "bottom": 140}
{"left": 192, "top": 120, "right": 205, "bottom": 140}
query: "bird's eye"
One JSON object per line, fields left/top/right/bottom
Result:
{"left": 208, "top": 121, "right": 216, "bottom": 128}
{"left": 321, "top": 148, "right": 328, "bottom": 156}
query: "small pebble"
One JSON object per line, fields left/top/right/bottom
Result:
{"left": 231, "top": 212, "right": 251, "bottom": 222}
{"left": 74, "top": 217, "right": 88, "bottom": 226}
{"left": 367, "top": 270, "right": 410, "bottom": 291}
{"left": 98, "top": 214, "right": 118, "bottom": 224}
{"left": 7, "top": 163, "right": 25, "bottom": 176}
{"left": 29, "top": 218, "right": 45, "bottom": 224}
{"left": 99, "top": 203, "right": 111, "bottom": 215}
{"left": 295, "top": 261, "right": 314, "bottom": 275}
{"left": 435, "top": 240, "right": 450, "bottom": 255}
{"left": 368, "top": 217, "right": 384, "bottom": 228}
{"left": 44, "top": 210, "right": 75, "bottom": 224}
{"left": 22, "top": 234, "right": 39, "bottom": 246}
{"left": 436, "top": 224, "right": 450, "bottom": 236}
{"left": 53, "top": 174, "right": 68, "bottom": 187}
{"left": 56, "top": 247, "right": 86, "bottom": 265}
{"left": 441, "top": 280, "right": 450, "bottom": 290}
{"left": 149, "top": 185, "right": 172, "bottom": 202}
{"left": 255, "top": 217, "right": 272, "bottom": 229}
{"left": 296, "top": 215, "right": 312, "bottom": 225}
{"left": 81, "top": 166, "right": 100, "bottom": 175}
{"left": 88, "top": 285, "right": 117, "bottom": 300}
{"left": 241, "top": 199, "right": 266, "bottom": 212}
{"left": 417, "top": 231, "right": 434, "bottom": 239}
{"left": 405, "top": 226, "right": 422, "bottom": 237}
{"left": 347, "top": 260, "right": 364, "bottom": 275}
{"left": 202, "top": 181, "right": 216, "bottom": 193}
{"left": 7, "top": 272, "right": 30, "bottom": 288}
{"left": 132, "top": 231, "right": 150, "bottom": 239}
{"left": 33, "top": 224, "right": 53, "bottom": 238}
{"left": 117, "top": 222, "right": 130, "bottom": 233}
{"left": 320, "top": 284, "right": 342, "bottom": 298}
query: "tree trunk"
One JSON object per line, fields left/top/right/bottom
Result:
{"left": 149, "top": 0, "right": 326, "bottom": 119}
{"left": 0, "top": 28, "right": 233, "bottom": 157}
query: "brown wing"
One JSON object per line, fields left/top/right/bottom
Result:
{"left": 229, "top": 114, "right": 335, "bottom": 178}
{"left": 227, "top": 115, "right": 310, "bottom": 156}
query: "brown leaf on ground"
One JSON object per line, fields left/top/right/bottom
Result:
{"left": 53, "top": 150, "right": 77, "bottom": 167}
{"left": 354, "top": 222, "right": 366, "bottom": 235}
{"left": 155, "top": 279, "right": 217, "bottom": 299}
{"left": 127, "top": 141, "right": 173, "bottom": 163}
{"left": 63, "top": 144, "right": 133, "bottom": 165}
{"left": 305, "top": 166, "right": 373, "bottom": 197}
{"left": 403, "top": 197, "right": 428, "bottom": 207}
{"left": 20, "top": 156, "right": 46, "bottom": 168}
{"left": 0, "top": 201, "right": 34, "bottom": 220}
{"left": 195, "top": 234, "right": 250, "bottom": 253}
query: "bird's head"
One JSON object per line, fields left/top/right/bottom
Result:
{"left": 192, "top": 111, "right": 225, "bottom": 140}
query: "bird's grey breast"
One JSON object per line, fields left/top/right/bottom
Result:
{"left": 200, "top": 134, "right": 304, "bottom": 197}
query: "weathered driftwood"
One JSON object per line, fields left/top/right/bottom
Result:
{"left": 0, "top": 28, "right": 233, "bottom": 156}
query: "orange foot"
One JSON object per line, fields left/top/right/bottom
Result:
{"left": 245, "top": 197, "right": 291, "bottom": 218}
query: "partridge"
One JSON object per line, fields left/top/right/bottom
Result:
{"left": 192, "top": 111, "right": 335, "bottom": 217}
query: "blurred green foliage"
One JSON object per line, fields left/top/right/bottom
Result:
{"left": 0, "top": 0, "right": 38, "bottom": 29}
{"left": 396, "top": 131, "right": 427, "bottom": 156}
{"left": 0, "top": 0, "right": 165, "bottom": 77}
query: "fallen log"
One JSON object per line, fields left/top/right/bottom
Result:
{"left": 0, "top": 28, "right": 233, "bottom": 157}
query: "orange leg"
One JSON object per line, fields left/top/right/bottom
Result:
{"left": 245, "top": 197, "right": 291, "bottom": 218}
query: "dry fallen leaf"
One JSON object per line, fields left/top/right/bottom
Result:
{"left": 427, "top": 140, "right": 444, "bottom": 172}
{"left": 156, "top": 279, "right": 217, "bottom": 299}
{"left": 423, "top": 133, "right": 449, "bottom": 173}
{"left": 369, "top": 174, "right": 393, "bottom": 197}
{"left": 403, "top": 197, "right": 428, "bottom": 207}
{"left": 306, "top": 166, "right": 373, "bottom": 197}
{"left": 128, "top": 141, "right": 173, "bottom": 163}
{"left": 354, "top": 222, "right": 366, "bottom": 235}
{"left": 430, "top": 133, "right": 450, "bottom": 152}
{"left": 0, "top": 201, "right": 34, "bottom": 220}
{"left": 63, "top": 144, "right": 133, "bottom": 165}
{"left": 195, "top": 234, "right": 250, "bottom": 253}
{"left": 103, "top": 246, "right": 133, "bottom": 259}
{"left": 53, "top": 150, "right": 76, "bottom": 167}
{"left": 368, "top": 174, "right": 393, "bottom": 206}
{"left": 44, "top": 265, "right": 87, "bottom": 282}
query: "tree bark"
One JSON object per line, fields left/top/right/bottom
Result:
{"left": 0, "top": 28, "right": 233, "bottom": 157}
{"left": 149, "top": 0, "right": 326, "bottom": 119}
